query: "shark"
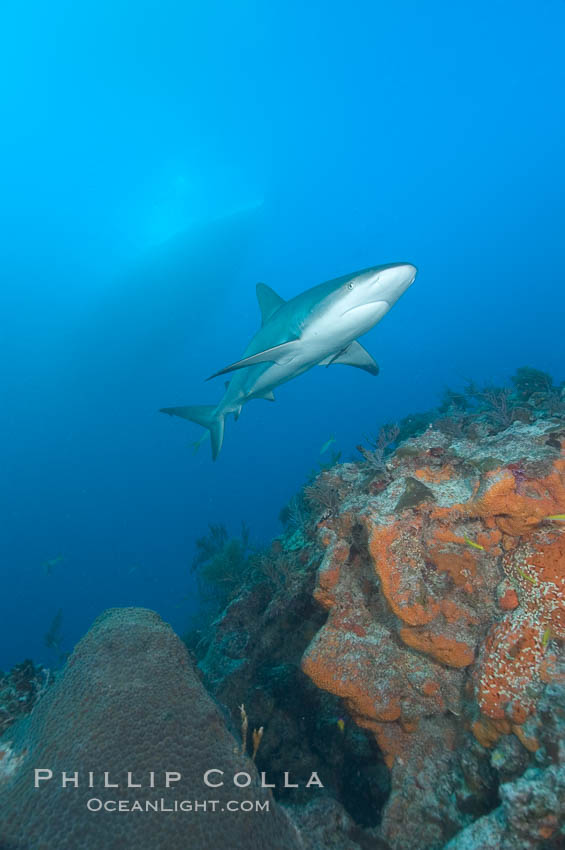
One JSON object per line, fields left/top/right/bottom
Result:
{"left": 161, "top": 261, "right": 417, "bottom": 459}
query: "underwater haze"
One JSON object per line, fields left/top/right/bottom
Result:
{"left": 1, "top": 0, "right": 565, "bottom": 669}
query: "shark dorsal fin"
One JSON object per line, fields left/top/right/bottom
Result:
{"left": 256, "top": 283, "right": 285, "bottom": 326}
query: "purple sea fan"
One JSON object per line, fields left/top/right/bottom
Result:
{"left": 508, "top": 463, "right": 526, "bottom": 495}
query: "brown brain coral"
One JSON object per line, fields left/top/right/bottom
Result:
{"left": 0, "top": 608, "right": 303, "bottom": 850}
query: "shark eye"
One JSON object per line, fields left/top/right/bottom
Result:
{"left": 347, "top": 282, "right": 354, "bottom": 290}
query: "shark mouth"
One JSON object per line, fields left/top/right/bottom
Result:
{"left": 342, "top": 299, "right": 390, "bottom": 317}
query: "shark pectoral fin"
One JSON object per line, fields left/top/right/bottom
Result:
{"left": 255, "top": 389, "right": 275, "bottom": 401}
{"left": 206, "top": 339, "right": 300, "bottom": 381}
{"left": 322, "top": 341, "right": 379, "bottom": 375}
{"left": 256, "top": 283, "right": 286, "bottom": 325}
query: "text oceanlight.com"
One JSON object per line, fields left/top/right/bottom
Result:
{"left": 86, "top": 798, "right": 270, "bottom": 813}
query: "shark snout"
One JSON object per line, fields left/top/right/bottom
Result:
{"left": 371, "top": 262, "right": 417, "bottom": 305}
{"left": 393, "top": 262, "right": 417, "bottom": 286}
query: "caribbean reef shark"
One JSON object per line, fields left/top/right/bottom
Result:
{"left": 161, "top": 262, "right": 417, "bottom": 459}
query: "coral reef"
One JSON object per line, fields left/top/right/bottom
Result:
{"left": 191, "top": 521, "right": 252, "bottom": 609}
{"left": 0, "top": 608, "right": 303, "bottom": 850}
{"left": 188, "top": 369, "right": 564, "bottom": 850}
{"left": 0, "top": 660, "right": 51, "bottom": 736}
{"left": 445, "top": 762, "right": 565, "bottom": 850}
{"left": 3, "top": 368, "right": 563, "bottom": 849}
{"left": 299, "top": 416, "right": 564, "bottom": 846}
{"left": 195, "top": 543, "right": 392, "bottom": 831}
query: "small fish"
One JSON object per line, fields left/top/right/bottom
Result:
{"left": 190, "top": 433, "right": 208, "bottom": 454}
{"left": 517, "top": 567, "right": 537, "bottom": 585}
{"left": 320, "top": 435, "right": 336, "bottom": 455}
{"left": 542, "top": 628, "right": 552, "bottom": 648}
{"left": 43, "top": 555, "right": 64, "bottom": 575}
{"left": 463, "top": 535, "right": 484, "bottom": 551}
{"left": 546, "top": 514, "right": 565, "bottom": 521}
{"left": 337, "top": 718, "right": 345, "bottom": 733}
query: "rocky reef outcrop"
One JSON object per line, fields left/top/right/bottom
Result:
{"left": 299, "top": 419, "right": 564, "bottom": 849}
{"left": 191, "top": 374, "right": 565, "bottom": 850}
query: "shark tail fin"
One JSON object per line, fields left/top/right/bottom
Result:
{"left": 160, "top": 405, "right": 225, "bottom": 461}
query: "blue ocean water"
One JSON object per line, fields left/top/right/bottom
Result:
{"left": 1, "top": 0, "right": 564, "bottom": 669}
